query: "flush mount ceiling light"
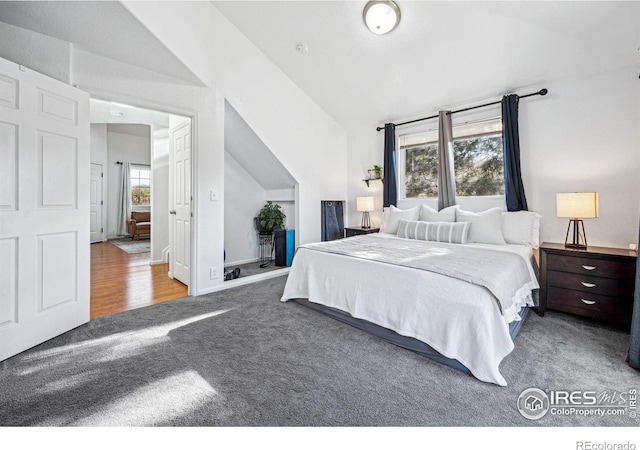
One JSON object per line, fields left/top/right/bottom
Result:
{"left": 363, "top": 1, "right": 401, "bottom": 35}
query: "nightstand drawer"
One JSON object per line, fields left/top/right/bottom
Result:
{"left": 547, "top": 286, "right": 633, "bottom": 325}
{"left": 547, "top": 270, "right": 634, "bottom": 297}
{"left": 546, "top": 253, "right": 635, "bottom": 279}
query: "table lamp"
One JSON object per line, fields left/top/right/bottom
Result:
{"left": 356, "top": 196, "right": 375, "bottom": 229}
{"left": 556, "top": 192, "right": 599, "bottom": 249}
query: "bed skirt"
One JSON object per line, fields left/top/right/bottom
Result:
{"left": 290, "top": 298, "right": 529, "bottom": 378}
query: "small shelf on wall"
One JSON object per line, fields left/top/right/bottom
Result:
{"left": 362, "top": 178, "right": 383, "bottom": 187}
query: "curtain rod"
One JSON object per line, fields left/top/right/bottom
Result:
{"left": 375, "top": 88, "right": 548, "bottom": 132}
{"left": 116, "top": 161, "right": 150, "bottom": 166}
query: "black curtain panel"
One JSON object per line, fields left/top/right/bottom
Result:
{"left": 502, "top": 95, "right": 528, "bottom": 211}
{"left": 321, "top": 200, "right": 344, "bottom": 241}
{"left": 628, "top": 224, "right": 640, "bottom": 370}
{"left": 383, "top": 123, "right": 398, "bottom": 207}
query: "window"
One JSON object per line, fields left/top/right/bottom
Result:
{"left": 130, "top": 165, "right": 151, "bottom": 206}
{"left": 398, "top": 118, "right": 504, "bottom": 199}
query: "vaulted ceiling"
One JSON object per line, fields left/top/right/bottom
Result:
{"left": 214, "top": 1, "right": 640, "bottom": 128}
{"left": 0, "top": 0, "right": 204, "bottom": 85}
{"left": 1, "top": 1, "right": 637, "bottom": 131}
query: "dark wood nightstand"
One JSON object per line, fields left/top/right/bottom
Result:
{"left": 538, "top": 242, "right": 637, "bottom": 328}
{"left": 345, "top": 227, "right": 380, "bottom": 238}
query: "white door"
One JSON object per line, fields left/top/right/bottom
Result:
{"left": 90, "top": 163, "right": 103, "bottom": 243}
{"left": 169, "top": 119, "right": 191, "bottom": 286}
{"left": 0, "top": 57, "right": 90, "bottom": 361}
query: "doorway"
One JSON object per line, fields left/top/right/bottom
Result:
{"left": 89, "top": 98, "right": 192, "bottom": 318}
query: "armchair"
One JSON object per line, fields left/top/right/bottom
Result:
{"left": 127, "top": 211, "right": 151, "bottom": 240}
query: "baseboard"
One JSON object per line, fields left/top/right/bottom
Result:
{"left": 224, "top": 257, "right": 259, "bottom": 268}
{"left": 195, "top": 268, "right": 290, "bottom": 295}
{"left": 150, "top": 259, "right": 165, "bottom": 265}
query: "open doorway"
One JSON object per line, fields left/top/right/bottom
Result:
{"left": 223, "top": 100, "right": 298, "bottom": 285}
{"left": 89, "top": 98, "right": 192, "bottom": 318}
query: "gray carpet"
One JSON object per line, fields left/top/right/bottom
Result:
{"left": 0, "top": 275, "right": 638, "bottom": 427}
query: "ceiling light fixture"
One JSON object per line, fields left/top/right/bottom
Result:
{"left": 363, "top": 1, "right": 401, "bottom": 35}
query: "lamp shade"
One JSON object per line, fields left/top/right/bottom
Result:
{"left": 356, "top": 196, "right": 375, "bottom": 212}
{"left": 363, "top": 1, "right": 401, "bottom": 35}
{"left": 556, "top": 192, "right": 599, "bottom": 218}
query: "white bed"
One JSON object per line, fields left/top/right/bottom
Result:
{"left": 280, "top": 230, "right": 539, "bottom": 386}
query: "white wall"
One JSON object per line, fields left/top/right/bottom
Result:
{"left": 90, "top": 124, "right": 108, "bottom": 242}
{"left": 106, "top": 126, "right": 151, "bottom": 239}
{"left": 1, "top": 2, "right": 348, "bottom": 295}
{"left": 151, "top": 127, "right": 169, "bottom": 264}
{"left": 522, "top": 69, "right": 640, "bottom": 249}
{"left": 118, "top": 2, "right": 348, "bottom": 294}
{"left": 347, "top": 67, "right": 640, "bottom": 249}
{"left": 224, "top": 151, "right": 265, "bottom": 265}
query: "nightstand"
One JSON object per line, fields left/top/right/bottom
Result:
{"left": 345, "top": 227, "right": 380, "bottom": 238}
{"left": 538, "top": 242, "right": 637, "bottom": 328}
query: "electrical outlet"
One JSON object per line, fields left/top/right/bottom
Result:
{"left": 210, "top": 267, "right": 217, "bottom": 279}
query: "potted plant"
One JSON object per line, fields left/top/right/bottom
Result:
{"left": 373, "top": 165, "right": 383, "bottom": 179}
{"left": 255, "top": 201, "right": 286, "bottom": 235}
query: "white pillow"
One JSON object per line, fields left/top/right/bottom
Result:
{"left": 456, "top": 207, "right": 506, "bottom": 245}
{"left": 502, "top": 211, "right": 542, "bottom": 247}
{"left": 418, "top": 204, "right": 459, "bottom": 222}
{"left": 379, "top": 205, "right": 420, "bottom": 234}
{"left": 397, "top": 219, "right": 470, "bottom": 244}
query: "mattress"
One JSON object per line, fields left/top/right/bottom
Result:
{"left": 281, "top": 233, "right": 539, "bottom": 386}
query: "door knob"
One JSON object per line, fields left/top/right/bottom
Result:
{"left": 169, "top": 210, "right": 176, "bottom": 215}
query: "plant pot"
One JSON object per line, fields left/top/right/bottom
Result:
{"left": 255, "top": 217, "right": 274, "bottom": 235}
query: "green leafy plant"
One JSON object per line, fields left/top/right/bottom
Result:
{"left": 373, "top": 165, "right": 383, "bottom": 178}
{"left": 255, "top": 201, "right": 286, "bottom": 234}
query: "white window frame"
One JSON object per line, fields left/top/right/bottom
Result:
{"left": 130, "top": 164, "right": 151, "bottom": 211}
{"left": 397, "top": 118, "right": 504, "bottom": 200}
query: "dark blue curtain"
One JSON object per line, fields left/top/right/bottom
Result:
{"left": 628, "top": 223, "right": 640, "bottom": 370}
{"left": 383, "top": 123, "right": 398, "bottom": 207}
{"left": 502, "top": 95, "right": 528, "bottom": 211}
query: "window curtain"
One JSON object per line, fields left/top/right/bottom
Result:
{"left": 628, "top": 223, "right": 640, "bottom": 370}
{"left": 437, "top": 111, "right": 456, "bottom": 210}
{"left": 502, "top": 95, "right": 528, "bottom": 211}
{"left": 383, "top": 123, "right": 398, "bottom": 207}
{"left": 321, "top": 200, "right": 344, "bottom": 241}
{"left": 117, "top": 162, "right": 131, "bottom": 236}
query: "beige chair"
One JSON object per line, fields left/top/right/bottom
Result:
{"left": 127, "top": 211, "right": 151, "bottom": 240}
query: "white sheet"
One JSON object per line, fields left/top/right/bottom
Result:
{"left": 280, "top": 233, "right": 539, "bottom": 386}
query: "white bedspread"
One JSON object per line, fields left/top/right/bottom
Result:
{"left": 280, "top": 233, "right": 539, "bottom": 386}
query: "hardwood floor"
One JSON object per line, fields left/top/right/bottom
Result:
{"left": 90, "top": 241, "right": 188, "bottom": 319}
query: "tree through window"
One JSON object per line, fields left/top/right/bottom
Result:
{"left": 131, "top": 165, "right": 151, "bottom": 206}
{"left": 399, "top": 119, "right": 504, "bottom": 199}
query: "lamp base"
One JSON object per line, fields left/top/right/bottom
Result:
{"left": 564, "top": 219, "right": 587, "bottom": 249}
{"left": 361, "top": 211, "right": 371, "bottom": 229}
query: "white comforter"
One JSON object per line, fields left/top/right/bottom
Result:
{"left": 280, "top": 233, "right": 539, "bottom": 386}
